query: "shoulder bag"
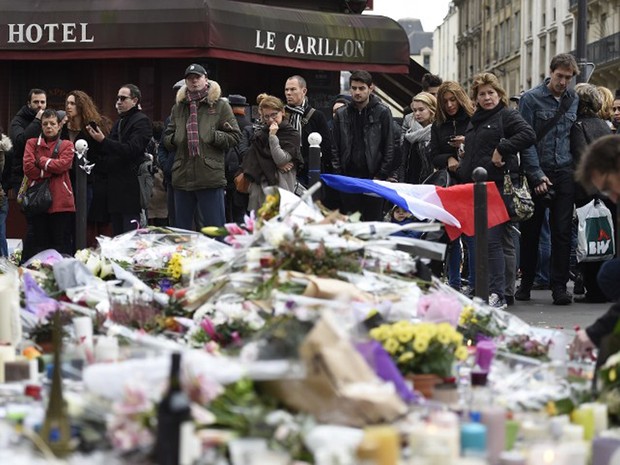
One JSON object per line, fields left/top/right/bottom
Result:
{"left": 496, "top": 111, "right": 534, "bottom": 222}
{"left": 20, "top": 138, "right": 61, "bottom": 216}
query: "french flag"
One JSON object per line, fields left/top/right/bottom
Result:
{"left": 321, "top": 174, "right": 509, "bottom": 240}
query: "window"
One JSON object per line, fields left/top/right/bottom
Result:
{"left": 514, "top": 12, "right": 521, "bottom": 51}
{"left": 423, "top": 54, "right": 430, "bottom": 68}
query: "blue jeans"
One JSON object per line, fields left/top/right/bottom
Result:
{"left": 447, "top": 235, "right": 475, "bottom": 289}
{"left": 174, "top": 188, "right": 225, "bottom": 231}
{"left": 535, "top": 208, "right": 550, "bottom": 285}
{"left": 0, "top": 197, "right": 7, "bottom": 256}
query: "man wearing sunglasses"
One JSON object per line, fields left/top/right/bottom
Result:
{"left": 163, "top": 64, "right": 241, "bottom": 231}
{"left": 87, "top": 84, "right": 152, "bottom": 235}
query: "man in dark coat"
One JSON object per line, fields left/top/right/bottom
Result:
{"left": 87, "top": 84, "right": 152, "bottom": 235}
{"left": 225, "top": 94, "right": 252, "bottom": 223}
{"left": 331, "top": 70, "right": 395, "bottom": 221}
{"left": 9, "top": 88, "right": 47, "bottom": 262}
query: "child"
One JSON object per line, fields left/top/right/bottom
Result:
{"left": 386, "top": 205, "right": 423, "bottom": 239}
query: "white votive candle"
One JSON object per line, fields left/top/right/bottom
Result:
{"left": 94, "top": 336, "right": 119, "bottom": 363}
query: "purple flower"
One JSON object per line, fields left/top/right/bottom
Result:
{"left": 159, "top": 278, "right": 172, "bottom": 292}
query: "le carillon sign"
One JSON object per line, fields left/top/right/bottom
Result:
{"left": 0, "top": 0, "right": 409, "bottom": 72}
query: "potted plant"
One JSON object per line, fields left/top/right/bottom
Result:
{"left": 369, "top": 321, "right": 468, "bottom": 397}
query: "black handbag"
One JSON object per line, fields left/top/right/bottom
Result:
{"left": 20, "top": 138, "right": 60, "bottom": 216}
{"left": 21, "top": 178, "right": 52, "bottom": 216}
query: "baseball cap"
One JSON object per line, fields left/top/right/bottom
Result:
{"left": 184, "top": 64, "right": 207, "bottom": 78}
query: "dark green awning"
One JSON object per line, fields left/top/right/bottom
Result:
{"left": 0, "top": 0, "right": 410, "bottom": 73}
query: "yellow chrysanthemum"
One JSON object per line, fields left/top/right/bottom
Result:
{"left": 398, "top": 351, "right": 414, "bottom": 364}
{"left": 413, "top": 337, "right": 429, "bottom": 354}
{"left": 384, "top": 337, "right": 400, "bottom": 355}
{"left": 396, "top": 327, "right": 414, "bottom": 343}
{"left": 610, "top": 368, "right": 617, "bottom": 383}
{"left": 455, "top": 345, "right": 469, "bottom": 361}
{"left": 167, "top": 253, "right": 184, "bottom": 280}
{"left": 369, "top": 327, "right": 383, "bottom": 341}
{"left": 452, "top": 332, "right": 464, "bottom": 345}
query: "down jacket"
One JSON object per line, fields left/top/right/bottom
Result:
{"left": 23, "top": 136, "right": 75, "bottom": 213}
{"left": 163, "top": 81, "right": 242, "bottom": 191}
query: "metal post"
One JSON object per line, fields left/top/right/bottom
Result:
{"left": 74, "top": 140, "right": 89, "bottom": 251}
{"left": 307, "top": 132, "right": 322, "bottom": 201}
{"left": 576, "top": 0, "right": 588, "bottom": 83}
{"left": 473, "top": 167, "right": 489, "bottom": 301}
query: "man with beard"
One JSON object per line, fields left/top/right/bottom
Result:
{"left": 331, "top": 70, "right": 395, "bottom": 220}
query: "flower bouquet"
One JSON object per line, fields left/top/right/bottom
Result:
{"left": 504, "top": 334, "right": 551, "bottom": 360}
{"left": 369, "top": 321, "right": 468, "bottom": 379}
{"left": 458, "top": 304, "right": 506, "bottom": 343}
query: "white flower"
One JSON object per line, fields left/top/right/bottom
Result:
{"left": 262, "top": 222, "right": 293, "bottom": 247}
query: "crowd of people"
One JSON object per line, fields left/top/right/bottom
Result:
{"left": 0, "top": 57, "right": 619, "bottom": 316}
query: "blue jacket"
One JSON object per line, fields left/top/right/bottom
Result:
{"left": 519, "top": 78, "right": 579, "bottom": 186}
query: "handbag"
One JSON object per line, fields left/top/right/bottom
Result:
{"left": 502, "top": 171, "right": 534, "bottom": 222}
{"left": 576, "top": 198, "right": 615, "bottom": 263}
{"left": 20, "top": 138, "right": 61, "bottom": 216}
{"left": 20, "top": 178, "right": 52, "bottom": 216}
{"left": 422, "top": 168, "right": 453, "bottom": 188}
{"left": 234, "top": 171, "right": 251, "bottom": 194}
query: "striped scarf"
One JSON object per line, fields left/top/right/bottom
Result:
{"left": 285, "top": 98, "right": 308, "bottom": 143}
{"left": 186, "top": 85, "right": 210, "bottom": 157}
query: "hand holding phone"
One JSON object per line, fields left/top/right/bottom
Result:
{"left": 88, "top": 121, "right": 99, "bottom": 131}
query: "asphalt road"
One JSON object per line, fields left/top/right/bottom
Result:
{"left": 506, "top": 286, "right": 609, "bottom": 336}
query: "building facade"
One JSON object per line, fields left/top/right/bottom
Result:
{"left": 432, "top": 3, "right": 460, "bottom": 82}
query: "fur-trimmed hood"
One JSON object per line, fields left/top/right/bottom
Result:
{"left": 175, "top": 80, "right": 222, "bottom": 105}
{"left": 0, "top": 133, "right": 12, "bottom": 152}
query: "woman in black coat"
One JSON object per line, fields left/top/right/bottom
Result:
{"left": 428, "top": 81, "right": 476, "bottom": 292}
{"left": 459, "top": 72, "right": 536, "bottom": 308}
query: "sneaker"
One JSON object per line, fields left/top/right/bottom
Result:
{"left": 461, "top": 285, "right": 474, "bottom": 298}
{"left": 488, "top": 293, "right": 507, "bottom": 310}
{"left": 552, "top": 289, "right": 573, "bottom": 306}
{"left": 515, "top": 285, "right": 531, "bottom": 301}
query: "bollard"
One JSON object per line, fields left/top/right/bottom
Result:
{"left": 617, "top": 202, "right": 620, "bottom": 258}
{"left": 472, "top": 167, "right": 489, "bottom": 301}
{"left": 307, "top": 132, "right": 322, "bottom": 201}
{"left": 74, "top": 155, "right": 87, "bottom": 251}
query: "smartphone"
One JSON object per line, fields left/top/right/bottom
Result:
{"left": 88, "top": 121, "right": 98, "bottom": 131}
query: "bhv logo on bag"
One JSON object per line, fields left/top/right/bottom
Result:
{"left": 589, "top": 229, "right": 612, "bottom": 255}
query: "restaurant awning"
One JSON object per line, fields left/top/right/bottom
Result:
{"left": 0, "top": 0, "right": 410, "bottom": 73}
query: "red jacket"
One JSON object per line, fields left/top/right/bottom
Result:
{"left": 23, "top": 135, "right": 75, "bottom": 213}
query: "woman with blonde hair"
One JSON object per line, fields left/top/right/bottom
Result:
{"left": 428, "top": 81, "right": 475, "bottom": 293}
{"left": 459, "top": 72, "right": 536, "bottom": 308}
{"left": 399, "top": 92, "right": 437, "bottom": 183}
{"left": 597, "top": 85, "right": 615, "bottom": 130}
{"left": 241, "top": 93, "right": 303, "bottom": 211}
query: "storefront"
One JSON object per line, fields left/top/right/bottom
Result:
{"left": 0, "top": 0, "right": 414, "bottom": 123}
{"left": 0, "top": 0, "right": 421, "bottom": 239}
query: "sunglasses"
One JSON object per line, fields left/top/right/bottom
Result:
{"left": 117, "top": 95, "right": 133, "bottom": 102}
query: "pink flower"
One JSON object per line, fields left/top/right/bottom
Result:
{"left": 224, "top": 222, "right": 246, "bottom": 236}
{"left": 418, "top": 291, "right": 462, "bottom": 327}
{"left": 200, "top": 318, "right": 220, "bottom": 342}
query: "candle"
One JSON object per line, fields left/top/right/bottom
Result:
{"left": 520, "top": 420, "right": 549, "bottom": 444}
{"left": 461, "top": 422, "right": 487, "bottom": 457}
{"left": 94, "top": 336, "right": 119, "bottom": 363}
{"left": 505, "top": 420, "right": 520, "bottom": 451}
{"left": 571, "top": 405, "right": 595, "bottom": 441}
{"left": 499, "top": 451, "right": 526, "bottom": 465}
{"left": 0, "top": 272, "right": 20, "bottom": 345}
{"left": 561, "top": 424, "right": 584, "bottom": 442}
{"left": 73, "top": 317, "right": 94, "bottom": 347}
{"left": 578, "top": 402, "right": 608, "bottom": 435}
{"left": 482, "top": 407, "right": 506, "bottom": 465}
{"left": 475, "top": 340, "right": 497, "bottom": 372}
{"left": 363, "top": 425, "right": 400, "bottom": 465}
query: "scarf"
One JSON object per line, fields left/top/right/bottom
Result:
{"left": 285, "top": 98, "right": 308, "bottom": 137}
{"left": 470, "top": 101, "right": 505, "bottom": 126}
{"left": 186, "top": 85, "right": 210, "bottom": 157}
{"left": 405, "top": 123, "right": 432, "bottom": 144}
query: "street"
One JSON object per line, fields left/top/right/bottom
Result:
{"left": 507, "top": 285, "right": 609, "bottom": 338}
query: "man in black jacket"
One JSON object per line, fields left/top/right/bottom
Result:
{"left": 331, "top": 70, "right": 394, "bottom": 221}
{"left": 284, "top": 75, "right": 332, "bottom": 189}
{"left": 87, "top": 84, "right": 152, "bottom": 235}
{"left": 9, "top": 88, "right": 46, "bottom": 262}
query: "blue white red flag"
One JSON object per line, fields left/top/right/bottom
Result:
{"left": 321, "top": 174, "right": 509, "bottom": 240}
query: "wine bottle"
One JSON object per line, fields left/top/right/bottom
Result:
{"left": 154, "top": 352, "right": 193, "bottom": 465}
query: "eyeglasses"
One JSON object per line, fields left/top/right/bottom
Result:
{"left": 262, "top": 111, "right": 280, "bottom": 121}
{"left": 116, "top": 95, "right": 132, "bottom": 102}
